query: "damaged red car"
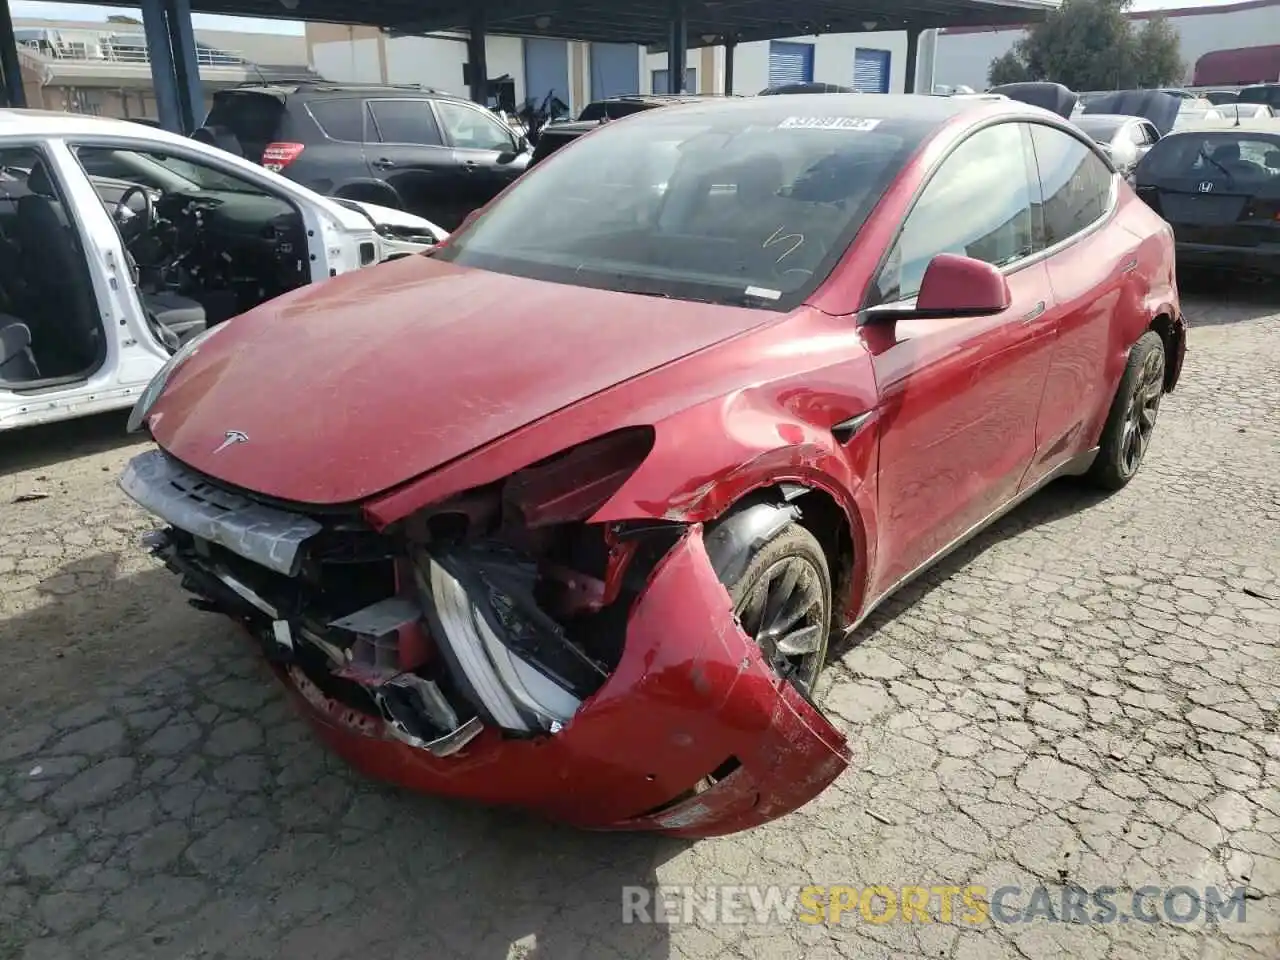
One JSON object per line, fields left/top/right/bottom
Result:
{"left": 120, "top": 94, "right": 1185, "bottom": 838}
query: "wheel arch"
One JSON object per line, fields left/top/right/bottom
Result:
{"left": 333, "top": 178, "right": 403, "bottom": 208}
{"left": 1147, "top": 311, "right": 1184, "bottom": 392}
{"left": 703, "top": 482, "right": 863, "bottom": 632}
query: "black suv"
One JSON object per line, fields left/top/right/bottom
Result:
{"left": 196, "top": 81, "right": 530, "bottom": 230}
{"left": 528, "top": 94, "right": 709, "bottom": 168}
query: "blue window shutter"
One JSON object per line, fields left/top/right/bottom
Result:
{"left": 853, "top": 48, "right": 891, "bottom": 93}
{"left": 768, "top": 41, "right": 815, "bottom": 86}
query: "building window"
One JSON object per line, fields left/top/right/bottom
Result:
{"left": 853, "top": 48, "right": 892, "bottom": 93}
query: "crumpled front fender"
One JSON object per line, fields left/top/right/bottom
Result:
{"left": 280, "top": 526, "right": 850, "bottom": 838}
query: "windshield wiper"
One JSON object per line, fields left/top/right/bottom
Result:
{"left": 1197, "top": 147, "right": 1235, "bottom": 186}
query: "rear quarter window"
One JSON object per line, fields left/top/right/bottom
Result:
{"left": 306, "top": 99, "right": 366, "bottom": 142}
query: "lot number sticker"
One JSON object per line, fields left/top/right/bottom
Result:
{"left": 778, "top": 116, "right": 882, "bottom": 131}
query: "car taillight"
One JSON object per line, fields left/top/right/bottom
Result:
{"left": 1241, "top": 197, "right": 1280, "bottom": 222}
{"left": 261, "top": 142, "right": 304, "bottom": 171}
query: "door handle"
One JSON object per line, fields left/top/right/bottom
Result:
{"left": 372, "top": 157, "right": 396, "bottom": 169}
{"left": 1020, "top": 301, "right": 1047, "bottom": 324}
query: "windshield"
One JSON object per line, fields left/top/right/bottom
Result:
{"left": 1238, "top": 86, "right": 1280, "bottom": 106}
{"left": 433, "top": 100, "right": 924, "bottom": 309}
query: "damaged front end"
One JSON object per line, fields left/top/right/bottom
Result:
{"left": 119, "top": 431, "right": 849, "bottom": 837}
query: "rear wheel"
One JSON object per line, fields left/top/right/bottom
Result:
{"left": 1087, "top": 330, "right": 1167, "bottom": 490}
{"left": 721, "top": 523, "right": 831, "bottom": 697}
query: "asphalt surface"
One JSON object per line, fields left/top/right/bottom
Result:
{"left": 0, "top": 285, "right": 1277, "bottom": 960}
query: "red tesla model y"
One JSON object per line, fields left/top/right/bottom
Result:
{"left": 120, "top": 93, "right": 1185, "bottom": 838}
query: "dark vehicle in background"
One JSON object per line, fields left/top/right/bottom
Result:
{"left": 1074, "top": 114, "right": 1162, "bottom": 177}
{"left": 1238, "top": 83, "right": 1280, "bottom": 110}
{"left": 989, "top": 81, "right": 1078, "bottom": 119}
{"left": 1134, "top": 118, "right": 1280, "bottom": 277}
{"left": 528, "top": 94, "right": 706, "bottom": 168}
{"left": 758, "top": 82, "right": 855, "bottom": 94}
{"left": 1202, "top": 89, "right": 1241, "bottom": 106}
{"left": 196, "top": 81, "right": 529, "bottom": 230}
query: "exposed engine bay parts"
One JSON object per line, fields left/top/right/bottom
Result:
{"left": 119, "top": 444, "right": 850, "bottom": 837}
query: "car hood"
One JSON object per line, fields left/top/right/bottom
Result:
{"left": 989, "top": 81, "right": 1078, "bottom": 119}
{"left": 146, "top": 256, "right": 777, "bottom": 505}
{"left": 1083, "top": 91, "right": 1181, "bottom": 135}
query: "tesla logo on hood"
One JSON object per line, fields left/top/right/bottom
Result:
{"left": 1198, "top": 181, "right": 1214, "bottom": 193}
{"left": 212, "top": 430, "right": 249, "bottom": 454}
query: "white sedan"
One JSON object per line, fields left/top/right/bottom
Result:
{"left": 0, "top": 110, "right": 447, "bottom": 432}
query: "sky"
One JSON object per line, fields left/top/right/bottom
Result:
{"left": 5, "top": 0, "right": 1255, "bottom": 35}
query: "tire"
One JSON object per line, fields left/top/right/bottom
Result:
{"left": 1086, "top": 330, "right": 1167, "bottom": 491}
{"left": 720, "top": 522, "right": 832, "bottom": 697}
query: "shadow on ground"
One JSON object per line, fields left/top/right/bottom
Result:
{"left": 1180, "top": 273, "right": 1280, "bottom": 327}
{"left": 0, "top": 559, "right": 680, "bottom": 960}
{"left": 0, "top": 410, "right": 140, "bottom": 478}
{"left": 832, "top": 476, "right": 1109, "bottom": 660}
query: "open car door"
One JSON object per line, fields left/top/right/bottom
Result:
{"left": 1083, "top": 90, "right": 1182, "bottom": 136}
{"left": 989, "top": 82, "right": 1079, "bottom": 119}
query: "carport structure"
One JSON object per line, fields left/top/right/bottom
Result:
{"left": 1, "top": 0, "right": 1058, "bottom": 128}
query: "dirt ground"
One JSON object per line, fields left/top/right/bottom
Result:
{"left": 1, "top": 283, "right": 1277, "bottom": 960}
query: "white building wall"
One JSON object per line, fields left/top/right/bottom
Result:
{"left": 641, "top": 31, "right": 914, "bottom": 95}
{"left": 933, "top": 4, "right": 1280, "bottom": 92}
{"left": 311, "top": 37, "right": 382, "bottom": 84}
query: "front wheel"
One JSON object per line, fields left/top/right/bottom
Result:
{"left": 1087, "top": 330, "right": 1167, "bottom": 490}
{"left": 721, "top": 523, "right": 831, "bottom": 697}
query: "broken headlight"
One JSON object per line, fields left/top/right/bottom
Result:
{"left": 126, "top": 322, "right": 227, "bottom": 434}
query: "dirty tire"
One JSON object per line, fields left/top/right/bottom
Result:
{"left": 1087, "top": 330, "right": 1167, "bottom": 491}
{"left": 722, "top": 522, "right": 832, "bottom": 697}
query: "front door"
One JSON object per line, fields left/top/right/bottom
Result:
{"left": 865, "top": 121, "right": 1059, "bottom": 597}
{"left": 432, "top": 99, "right": 526, "bottom": 223}
{"left": 365, "top": 98, "right": 465, "bottom": 227}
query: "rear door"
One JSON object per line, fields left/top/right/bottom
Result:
{"left": 1135, "top": 131, "right": 1280, "bottom": 249}
{"left": 1023, "top": 122, "right": 1139, "bottom": 489}
{"left": 432, "top": 99, "right": 525, "bottom": 219}
{"left": 365, "top": 98, "right": 463, "bottom": 226}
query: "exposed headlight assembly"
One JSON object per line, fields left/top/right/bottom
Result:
{"left": 126, "top": 323, "right": 227, "bottom": 434}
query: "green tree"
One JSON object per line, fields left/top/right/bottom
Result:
{"left": 986, "top": 0, "right": 1184, "bottom": 91}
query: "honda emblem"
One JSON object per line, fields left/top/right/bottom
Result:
{"left": 1198, "top": 181, "right": 1214, "bottom": 193}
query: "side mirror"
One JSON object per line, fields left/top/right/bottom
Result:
{"left": 865, "top": 254, "right": 1012, "bottom": 322}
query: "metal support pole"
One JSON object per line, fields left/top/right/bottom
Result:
{"left": 917, "top": 29, "right": 938, "bottom": 96}
{"left": 667, "top": 0, "right": 687, "bottom": 93}
{"left": 467, "top": 5, "right": 488, "bottom": 104}
{"left": 166, "top": 0, "right": 205, "bottom": 132}
{"left": 724, "top": 40, "right": 735, "bottom": 96}
{"left": 903, "top": 26, "right": 921, "bottom": 94}
{"left": 0, "top": 0, "right": 26, "bottom": 109}
{"left": 141, "top": 0, "right": 181, "bottom": 132}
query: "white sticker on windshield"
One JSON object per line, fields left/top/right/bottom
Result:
{"left": 778, "top": 116, "right": 882, "bottom": 131}
{"left": 745, "top": 286, "right": 783, "bottom": 300}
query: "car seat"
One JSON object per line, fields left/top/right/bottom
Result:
{"left": 0, "top": 319, "right": 40, "bottom": 383}
{"left": 16, "top": 163, "right": 103, "bottom": 374}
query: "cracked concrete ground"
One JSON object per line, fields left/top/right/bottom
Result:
{"left": 1, "top": 286, "right": 1277, "bottom": 960}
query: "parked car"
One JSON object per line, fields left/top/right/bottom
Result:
{"left": 1075, "top": 91, "right": 1180, "bottom": 177}
{"left": 196, "top": 81, "right": 530, "bottom": 231}
{"left": 1237, "top": 83, "right": 1280, "bottom": 110}
{"left": 120, "top": 93, "right": 1185, "bottom": 838}
{"left": 988, "top": 81, "right": 1077, "bottom": 118}
{"left": 0, "top": 110, "right": 443, "bottom": 430}
{"left": 1133, "top": 117, "right": 1280, "bottom": 278}
{"left": 1074, "top": 114, "right": 1162, "bottom": 176}
{"left": 1202, "top": 89, "right": 1241, "bottom": 105}
{"left": 527, "top": 94, "right": 707, "bottom": 168}
{"left": 1213, "top": 103, "right": 1276, "bottom": 122}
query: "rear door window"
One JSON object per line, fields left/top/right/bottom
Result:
{"left": 368, "top": 100, "right": 444, "bottom": 146}
{"left": 204, "top": 92, "right": 286, "bottom": 156}
{"left": 307, "top": 99, "right": 366, "bottom": 142}
{"left": 1029, "top": 124, "right": 1114, "bottom": 247}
